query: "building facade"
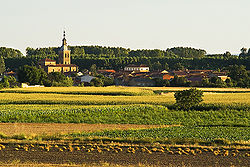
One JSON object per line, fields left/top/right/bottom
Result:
{"left": 124, "top": 64, "right": 149, "bottom": 72}
{"left": 39, "top": 31, "right": 78, "bottom": 73}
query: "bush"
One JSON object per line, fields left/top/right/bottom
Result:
{"left": 90, "top": 78, "right": 104, "bottom": 87}
{"left": 174, "top": 88, "right": 204, "bottom": 110}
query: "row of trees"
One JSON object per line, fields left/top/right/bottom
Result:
{"left": 25, "top": 46, "right": 206, "bottom": 59}
{"left": 0, "top": 46, "right": 249, "bottom": 72}
{"left": 4, "top": 56, "right": 250, "bottom": 73}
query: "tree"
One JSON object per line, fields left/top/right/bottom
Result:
{"left": 164, "top": 62, "right": 169, "bottom": 70}
{"left": 47, "top": 72, "right": 73, "bottom": 87}
{"left": 0, "top": 56, "right": 5, "bottom": 75}
{"left": 170, "top": 76, "right": 190, "bottom": 87}
{"left": 154, "top": 78, "right": 170, "bottom": 87}
{"left": 225, "top": 78, "right": 234, "bottom": 87}
{"left": 223, "top": 51, "right": 231, "bottom": 59}
{"left": 152, "top": 61, "right": 162, "bottom": 71}
{"left": 90, "top": 64, "right": 97, "bottom": 76}
{"left": 0, "top": 47, "right": 23, "bottom": 59}
{"left": 103, "top": 77, "right": 114, "bottom": 86}
{"left": 90, "top": 78, "right": 103, "bottom": 87}
{"left": 48, "top": 72, "right": 65, "bottom": 83}
{"left": 239, "top": 48, "right": 247, "bottom": 59}
{"left": 174, "top": 88, "right": 204, "bottom": 110}
{"left": 201, "top": 78, "right": 210, "bottom": 87}
{"left": 17, "top": 65, "right": 47, "bottom": 85}
{"left": 173, "top": 62, "right": 184, "bottom": 71}
{"left": 6, "top": 76, "right": 18, "bottom": 88}
{"left": 1, "top": 76, "right": 10, "bottom": 88}
{"left": 228, "top": 65, "right": 249, "bottom": 87}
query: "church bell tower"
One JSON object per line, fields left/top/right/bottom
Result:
{"left": 58, "top": 31, "right": 71, "bottom": 64}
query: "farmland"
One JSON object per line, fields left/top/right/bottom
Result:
{"left": 0, "top": 86, "right": 249, "bottom": 166}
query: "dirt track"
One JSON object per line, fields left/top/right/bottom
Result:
{"left": 0, "top": 123, "right": 173, "bottom": 136}
{"left": 0, "top": 144, "right": 249, "bottom": 167}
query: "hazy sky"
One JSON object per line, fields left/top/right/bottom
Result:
{"left": 1, "top": 0, "right": 250, "bottom": 55}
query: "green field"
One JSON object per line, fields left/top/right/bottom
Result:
{"left": 0, "top": 86, "right": 249, "bottom": 145}
{"left": 68, "top": 126, "right": 250, "bottom": 142}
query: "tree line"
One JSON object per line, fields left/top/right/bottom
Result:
{"left": 0, "top": 46, "right": 248, "bottom": 72}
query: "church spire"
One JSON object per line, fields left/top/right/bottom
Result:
{"left": 59, "top": 30, "right": 71, "bottom": 65}
{"left": 62, "top": 30, "right": 67, "bottom": 46}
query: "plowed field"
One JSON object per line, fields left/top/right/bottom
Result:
{"left": 0, "top": 143, "right": 249, "bottom": 167}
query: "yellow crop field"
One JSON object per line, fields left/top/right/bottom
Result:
{"left": 0, "top": 93, "right": 174, "bottom": 105}
{"left": 2, "top": 86, "right": 155, "bottom": 96}
{"left": 145, "top": 87, "right": 250, "bottom": 92}
{"left": 3, "top": 86, "right": 145, "bottom": 92}
{"left": 1, "top": 91, "right": 250, "bottom": 105}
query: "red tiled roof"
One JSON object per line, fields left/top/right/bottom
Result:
{"left": 163, "top": 74, "right": 175, "bottom": 80}
{"left": 98, "top": 70, "right": 116, "bottom": 73}
{"left": 40, "top": 58, "right": 56, "bottom": 62}
{"left": 6, "top": 71, "right": 16, "bottom": 75}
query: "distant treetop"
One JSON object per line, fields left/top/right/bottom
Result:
{"left": 0, "top": 47, "right": 23, "bottom": 59}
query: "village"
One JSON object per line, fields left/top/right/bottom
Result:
{"left": 0, "top": 32, "right": 233, "bottom": 88}
{"left": 2, "top": 63, "right": 230, "bottom": 87}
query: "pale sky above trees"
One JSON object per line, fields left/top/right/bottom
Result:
{"left": 0, "top": 0, "right": 249, "bottom": 55}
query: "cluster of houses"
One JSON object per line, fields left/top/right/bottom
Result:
{"left": 97, "top": 64, "right": 230, "bottom": 87}
{"left": 1, "top": 32, "right": 230, "bottom": 87}
{"left": 2, "top": 63, "right": 230, "bottom": 87}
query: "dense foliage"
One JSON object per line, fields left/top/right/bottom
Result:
{"left": 167, "top": 47, "right": 206, "bottom": 58}
{"left": 239, "top": 47, "right": 250, "bottom": 59}
{"left": 174, "top": 88, "right": 204, "bottom": 110}
{"left": 0, "top": 76, "right": 18, "bottom": 89}
{"left": 47, "top": 72, "right": 73, "bottom": 87}
{"left": 0, "top": 56, "right": 5, "bottom": 74}
{"left": 0, "top": 47, "right": 23, "bottom": 59}
{"left": 228, "top": 65, "right": 250, "bottom": 88}
{"left": 17, "top": 65, "right": 48, "bottom": 85}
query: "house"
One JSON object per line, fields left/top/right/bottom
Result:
{"left": 124, "top": 64, "right": 149, "bottom": 72}
{"left": 172, "top": 70, "right": 187, "bottom": 77}
{"left": 39, "top": 31, "right": 78, "bottom": 73}
{"left": 187, "top": 74, "right": 206, "bottom": 86}
{"left": 209, "top": 72, "right": 230, "bottom": 81}
{"left": 150, "top": 70, "right": 173, "bottom": 80}
{"left": 21, "top": 83, "right": 44, "bottom": 88}
{"left": 78, "top": 75, "right": 96, "bottom": 83}
{"left": 97, "top": 69, "right": 116, "bottom": 77}
{"left": 188, "top": 70, "right": 213, "bottom": 75}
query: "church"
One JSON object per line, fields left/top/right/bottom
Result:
{"left": 39, "top": 31, "right": 78, "bottom": 73}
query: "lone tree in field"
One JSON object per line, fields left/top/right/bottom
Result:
{"left": 174, "top": 88, "right": 203, "bottom": 110}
